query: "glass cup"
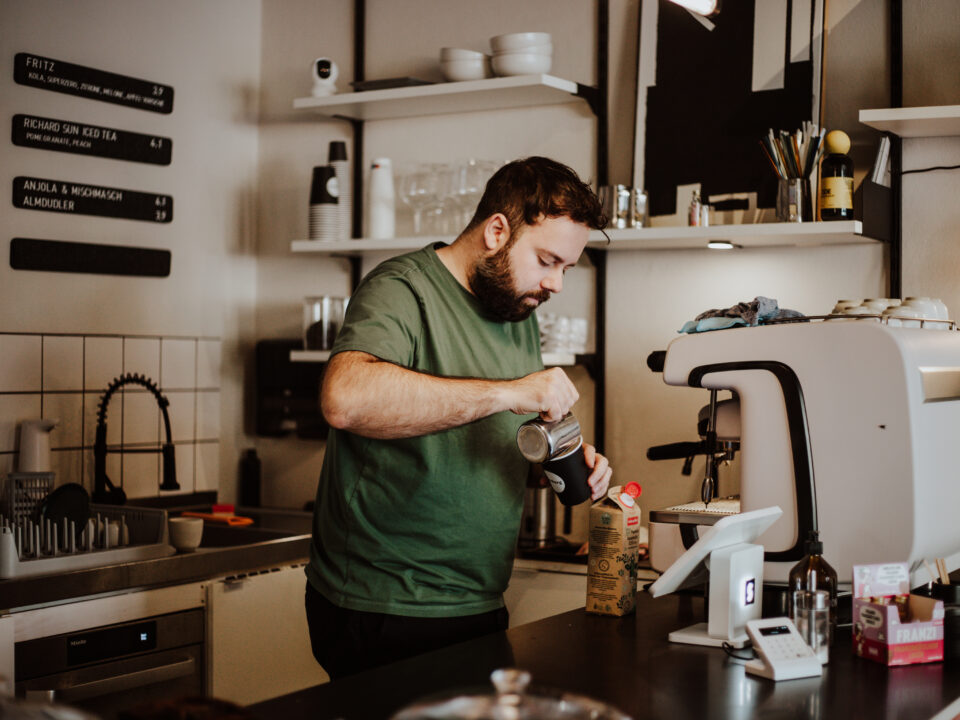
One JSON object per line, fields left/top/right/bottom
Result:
{"left": 303, "top": 296, "right": 348, "bottom": 350}
{"left": 776, "top": 178, "right": 812, "bottom": 223}
{"left": 794, "top": 589, "right": 830, "bottom": 664}
{"left": 630, "top": 188, "right": 648, "bottom": 228}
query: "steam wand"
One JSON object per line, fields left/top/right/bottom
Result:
{"left": 701, "top": 390, "right": 719, "bottom": 505}
{"left": 92, "top": 373, "right": 179, "bottom": 504}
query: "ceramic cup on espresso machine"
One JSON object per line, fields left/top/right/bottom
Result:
{"left": 517, "top": 414, "right": 592, "bottom": 507}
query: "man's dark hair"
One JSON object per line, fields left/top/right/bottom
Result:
{"left": 464, "top": 156, "right": 607, "bottom": 236}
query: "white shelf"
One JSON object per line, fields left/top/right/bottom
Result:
{"left": 293, "top": 75, "right": 586, "bottom": 121}
{"left": 290, "top": 350, "right": 330, "bottom": 362}
{"left": 542, "top": 353, "right": 577, "bottom": 366}
{"left": 291, "top": 222, "right": 874, "bottom": 254}
{"left": 291, "top": 237, "right": 441, "bottom": 255}
{"left": 859, "top": 105, "right": 960, "bottom": 138}
{"left": 597, "top": 221, "right": 872, "bottom": 250}
{"left": 291, "top": 349, "right": 578, "bottom": 367}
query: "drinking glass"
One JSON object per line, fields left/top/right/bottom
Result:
{"left": 397, "top": 165, "right": 435, "bottom": 235}
{"left": 423, "top": 163, "right": 456, "bottom": 236}
{"left": 424, "top": 163, "right": 457, "bottom": 236}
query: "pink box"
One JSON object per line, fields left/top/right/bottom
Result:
{"left": 852, "top": 563, "right": 944, "bottom": 666}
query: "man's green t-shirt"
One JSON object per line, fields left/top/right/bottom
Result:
{"left": 306, "top": 243, "right": 542, "bottom": 618}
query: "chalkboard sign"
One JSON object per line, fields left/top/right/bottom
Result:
{"left": 13, "top": 176, "right": 172, "bottom": 223}
{"left": 11, "top": 114, "right": 172, "bottom": 165}
{"left": 14, "top": 53, "right": 174, "bottom": 114}
{"left": 10, "top": 237, "right": 171, "bottom": 277}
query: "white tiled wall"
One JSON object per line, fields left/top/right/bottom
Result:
{"left": 0, "top": 333, "right": 221, "bottom": 500}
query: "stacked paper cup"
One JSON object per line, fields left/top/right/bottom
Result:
{"left": 328, "top": 141, "right": 351, "bottom": 240}
{"left": 309, "top": 165, "right": 339, "bottom": 241}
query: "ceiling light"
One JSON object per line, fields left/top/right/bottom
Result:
{"left": 667, "top": 0, "right": 720, "bottom": 17}
{"left": 707, "top": 240, "right": 738, "bottom": 250}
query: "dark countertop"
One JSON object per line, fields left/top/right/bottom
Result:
{"left": 0, "top": 506, "right": 313, "bottom": 610}
{"left": 251, "top": 589, "right": 960, "bottom": 720}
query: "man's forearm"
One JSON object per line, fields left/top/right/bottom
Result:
{"left": 321, "top": 352, "right": 513, "bottom": 439}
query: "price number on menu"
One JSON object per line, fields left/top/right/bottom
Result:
{"left": 154, "top": 195, "right": 169, "bottom": 222}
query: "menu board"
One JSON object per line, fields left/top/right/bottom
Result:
{"left": 10, "top": 237, "right": 171, "bottom": 277}
{"left": 13, "top": 176, "right": 173, "bottom": 223}
{"left": 12, "top": 114, "right": 172, "bottom": 165}
{"left": 14, "top": 53, "right": 173, "bottom": 114}
{"left": 10, "top": 53, "right": 176, "bottom": 277}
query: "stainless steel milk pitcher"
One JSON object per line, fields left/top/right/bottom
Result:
{"left": 516, "top": 414, "right": 592, "bottom": 506}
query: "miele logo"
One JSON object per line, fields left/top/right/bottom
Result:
{"left": 69, "top": 639, "right": 88, "bottom": 647}
{"left": 627, "top": 517, "right": 639, "bottom": 526}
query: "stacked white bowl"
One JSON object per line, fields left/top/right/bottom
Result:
{"left": 440, "top": 47, "right": 491, "bottom": 82}
{"left": 829, "top": 296, "right": 950, "bottom": 328}
{"left": 489, "top": 32, "right": 552, "bottom": 76}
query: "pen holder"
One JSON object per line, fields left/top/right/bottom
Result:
{"left": 776, "top": 178, "right": 813, "bottom": 222}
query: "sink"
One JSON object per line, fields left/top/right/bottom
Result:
{"left": 198, "top": 524, "right": 303, "bottom": 548}
{"left": 166, "top": 507, "right": 313, "bottom": 548}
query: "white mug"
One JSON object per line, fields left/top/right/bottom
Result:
{"left": 169, "top": 517, "right": 204, "bottom": 552}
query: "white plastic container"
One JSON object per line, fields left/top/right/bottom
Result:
{"left": 368, "top": 158, "right": 395, "bottom": 239}
{"left": 18, "top": 419, "right": 56, "bottom": 472}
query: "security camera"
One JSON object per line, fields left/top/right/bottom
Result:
{"left": 311, "top": 57, "right": 339, "bottom": 97}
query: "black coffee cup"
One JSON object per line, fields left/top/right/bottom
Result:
{"left": 310, "top": 165, "right": 339, "bottom": 204}
{"left": 543, "top": 440, "right": 592, "bottom": 506}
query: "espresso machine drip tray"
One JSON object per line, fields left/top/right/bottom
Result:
{"left": 650, "top": 496, "right": 741, "bottom": 526}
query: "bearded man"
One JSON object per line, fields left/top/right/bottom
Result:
{"left": 304, "top": 156, "right": 613, "bottom": 679}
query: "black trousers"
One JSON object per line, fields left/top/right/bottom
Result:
{"left": 304, "top": 581, "right": 509, "bottom": 680}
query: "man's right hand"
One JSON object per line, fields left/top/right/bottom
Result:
{"left": 507, "top": 367, "right": 579, "bottom": 422}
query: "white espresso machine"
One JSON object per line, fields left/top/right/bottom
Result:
{"left": 648, "top": 317, "right": 960, "bottom": 585}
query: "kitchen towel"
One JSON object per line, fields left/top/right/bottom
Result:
{"left": 679, "top": 296, "right": 804, "bottom": 333}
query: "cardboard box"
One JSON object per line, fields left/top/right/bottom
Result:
{"left": 852, "top": 562, "right": 944, "bottom": 666}
{"left": 586, "top": 485, "right": 641, "bottom": 616}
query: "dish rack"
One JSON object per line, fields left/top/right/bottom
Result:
{"left": 0, "top": 501, "right": 175, "bottom": 579}
{"left": 3, "top": 472, "right": 55, "bottom": 525}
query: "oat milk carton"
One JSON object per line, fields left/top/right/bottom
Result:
{"left": 586, "top": 483, "right": 642, "bottom": 616}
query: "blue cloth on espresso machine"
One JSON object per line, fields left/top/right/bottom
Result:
{"left": 679, "top": 296, "right": 805, "bottom": 334}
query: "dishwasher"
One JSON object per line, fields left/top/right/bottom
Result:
{"left": 14, "top": 608, "right": 204, "bottom": 718}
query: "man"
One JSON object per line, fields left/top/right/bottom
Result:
{"left": 305, "top": 156, "right": 613, "bottom": 679}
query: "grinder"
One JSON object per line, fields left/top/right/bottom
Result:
{"left": 516, "top": 414, "right": 592, "bottom": 506}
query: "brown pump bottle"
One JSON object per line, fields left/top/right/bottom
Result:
{"left": 788, "top": 530, "right": 839, "bottom": 644}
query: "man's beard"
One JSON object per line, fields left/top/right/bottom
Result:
{"left": 468, "top": 243, "right": 551, "bottom": 322}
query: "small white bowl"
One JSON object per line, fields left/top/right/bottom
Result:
{"left": 903, "top": 297, "right": 938, "bottom": 319}
{"left": 491, "top": 52, "right": 552, "bottom": 76}
{"left": 440, "top": 47, "right": 486, "bottom": 60}
{"left": 860, "top": 299, "right": 889, "bottom": 313}
{"left": 490, "top": 32, "right": 552, "bottom": 53}
{"left": 494, "top": 43, "right": 552, "bottom": 56}
{"left": 169, "top": 517, "right": 204, "bottom": 552}
{"left": 887, "top": 306, "right": 923, "bottom": 328}
{"left": 441, "top": 58, "right": 491, "bottom": 82}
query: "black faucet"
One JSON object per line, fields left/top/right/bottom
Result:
{"left": 92, "top": 373, "right": 179, "bottom": 504}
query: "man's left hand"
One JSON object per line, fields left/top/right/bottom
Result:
{"left": 582, "top": 443, "right": 612, "bottom": 502}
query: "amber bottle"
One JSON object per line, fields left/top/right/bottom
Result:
{"left": 788, "top": 530, "right": 838, "bottom": 643}
{"left": 819, "top": 130, "right": 854, "bottom": 220}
